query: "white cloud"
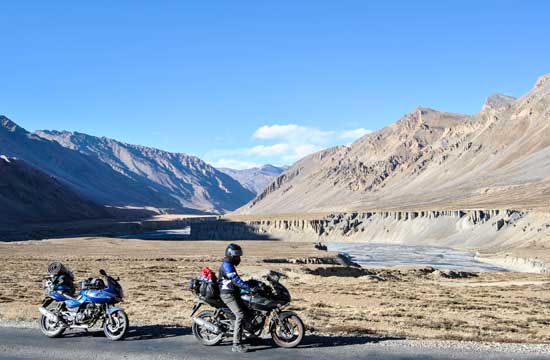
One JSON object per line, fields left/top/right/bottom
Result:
{"left": 253, "top": 124, "right": 335, "bottom": 144}
{"left": 253, "top": 123, "right": 369, "bottom": 144}
{"left": 206, "top": 123, "right": 371, "bottom": 169}
{"left": 253, "top": 124, "right": 301, "bottom": 140}
{"left": 213, "top": 159, "right": 261, "bottom": 170}
{"left": 249, "top": 143, "right": 290, "bottom": 156}
{"left": 339, "top": 128, "right": 371, "bottom": 139}
{"left": 282, "top": 144, "right": 324, "bottom": 162}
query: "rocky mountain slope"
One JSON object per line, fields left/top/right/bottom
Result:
{"left": 239, "top": 74, "right": 550, "bottom": 215}
{"left": 218, "top": 164, "right": 286, "bottom": 194}
{"left": 34, "top": 130, "right": 255, "bottom": 214}
{"left": 0, "top": 117, "right": 254, "bottom": 214}
{"left": 0, "top": 117, "right": 172, "bottom": 211}
{"left": 0, "top": 156, "right": 109, "bottom": 225}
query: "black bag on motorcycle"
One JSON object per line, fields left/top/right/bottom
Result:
{"left": 48, "top": 261, "right": 75, "bottom": 294}
{"left": 189, "top": 278, "right": 201, "bottom": 294}
{"left": 188, "top": 278, "right": 218, "bottom": 299}
{"left": 81, "top": 277, "right": 105, "bottom": 290}
{"left": 190, "top": 266, "right": 219, "bottom": 300}
{"left": 199, "top": 281, "right": 219, "bottom": 299}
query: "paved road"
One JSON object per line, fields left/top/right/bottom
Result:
{"left": 0, "top": 326, "right": 548, "bottom": 360}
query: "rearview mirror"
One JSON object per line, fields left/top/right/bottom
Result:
{"left": 99, "top": 269, "right": 107, "bottom": 276}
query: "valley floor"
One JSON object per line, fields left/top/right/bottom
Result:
{"left": 1, "top": 238, "right": 550, "bottom": 344}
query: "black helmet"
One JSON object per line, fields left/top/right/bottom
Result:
{"left": 225, "top": 243, "right": 243, "bottom": 265}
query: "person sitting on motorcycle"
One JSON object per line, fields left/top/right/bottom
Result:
{"left": 219, "top": 243, "right": 253, "bottom": 353}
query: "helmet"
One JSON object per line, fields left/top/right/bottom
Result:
{"left": 225, "top": 243, "right": 243, "bottom": 265}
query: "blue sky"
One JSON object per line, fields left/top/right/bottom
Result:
{"left": 0, "top": 1, "right": 548, "bottom": 169}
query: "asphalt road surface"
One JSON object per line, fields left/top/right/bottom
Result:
{"left": 0, "top": 326, "right": 548, "bottom": 360}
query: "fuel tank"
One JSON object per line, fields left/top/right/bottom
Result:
{"left": 241, "top": 294, "right": 277, "bottom": 311}
{"left": 82, "top": 289, "right": 115, "bottom": 304}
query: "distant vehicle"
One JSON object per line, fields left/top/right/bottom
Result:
{"left": 314, "top": 242, "right": 328, "bottom": 251}
{"left": 189, "top": 271, "right": 305, "bottom": 348}
{"left": 39, "top": 263, "right": 128, "bottom": 341}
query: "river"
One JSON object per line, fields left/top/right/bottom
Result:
{"left": 328, "top": 243, "right": 507, "bottom": 272}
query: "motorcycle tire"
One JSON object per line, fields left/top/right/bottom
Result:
{"left": 103, "top": 309, "right": 129, "bottom": 341}
{"left": 192, "top": 310, "right": 223, "bottom": 346}
{"left": 270, "top": 312, "right": 304, "bottom": 348}
{"left": 39, "top": 313, "right": 65, "bottom": 338}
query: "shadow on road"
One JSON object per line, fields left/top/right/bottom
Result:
{"left": 124, "top": 325, "right": 192, "bottom": 341}
{"left": 63, "top": 327, "right": 403, "bottom": 350}
{"left": 301, "top": 334, "right": 404, "bottom": 348}
{"left": 241, "top": 334, "right": 405, "bottom": 353}
{"left": 62, "top": 325, "right": 191, "bottom": 341}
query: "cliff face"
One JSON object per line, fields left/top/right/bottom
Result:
{"left": 239, "top": 74, "right": 550, "bottom": 215}
{"left": 242, "top": 209, "right": 539, "bottom": 242}
{"left": 214, "top": 208, "right": 550, "bottom": 271}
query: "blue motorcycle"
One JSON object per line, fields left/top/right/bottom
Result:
{"left": 39, "top": 267, "right": 129, "bottom": 340}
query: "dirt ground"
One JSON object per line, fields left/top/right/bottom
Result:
{"left": 1, "top": 237, "right": 550, "bottom": 343}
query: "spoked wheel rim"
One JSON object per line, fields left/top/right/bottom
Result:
{"left": 104, "top": 310, "right": 128, "bottom": 340}
{"left": 192, "top": 311, "right": 223, "bottom": 346}
{"left": 40, "top": 315, "right": 63, "bottom": 334}
{"left": 271, "top": 314, "right": 304, "bottom": 348}
{"left": 39, "top": 311, "right": 65, "bottom": 338}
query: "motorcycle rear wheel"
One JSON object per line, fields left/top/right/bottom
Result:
{"left": 39, "top": 313, "right": 65, "bottom": 338}
{"left": 103, "top": 309, "right": 129, "bottom": 341}
{"left": 192, "top": 310, "right": 223, "bottom": 346}
{"left": 270, "top": 312, "right": 304, "bottom": 348}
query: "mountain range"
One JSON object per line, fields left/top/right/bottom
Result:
{"left": 218, "top": 165, "right": 286, "bottom": 194}
{"left": 2, "top": 73, "right": 549, "bottom": 224}
{"left": 0, "top": 118, "right": 255, "bottom": 217}
{"left": 238, "top": 74, "right": 550, "bottom": 215}
{"left": 36, "top": 130, "right": 255, "bottom": 213}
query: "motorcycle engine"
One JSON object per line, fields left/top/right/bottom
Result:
{"left": 75, "top": 303, "right": 98, "bottom": 324}
{"left": 245, "top": 312, "right": 266, "bottom": 333}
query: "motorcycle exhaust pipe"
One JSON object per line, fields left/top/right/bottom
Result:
{"left": 39, "top": 307, "right": 60, "bottom": 322}
{"left": 193, "top": 317, "right": 220, "bottom": 334}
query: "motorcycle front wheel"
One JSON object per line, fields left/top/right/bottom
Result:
{"left": 39, "top": 313, "right": 65, "bottom": 338}
{"left": 270, "top": 312, "right": 304, "bottom": 348}
{"left": 192, "top": 310, "right": 223, "bottom": 346}
{"left": 103, "top": 309, "right": 129, "bottom": 341}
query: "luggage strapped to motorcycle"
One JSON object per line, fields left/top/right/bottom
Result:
{"left": 189, "top": 266, "right": 219, "bottom": 300}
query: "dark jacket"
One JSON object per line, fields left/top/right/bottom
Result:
{"left": 219, "top": 259, "right": 251, "bottom": 294}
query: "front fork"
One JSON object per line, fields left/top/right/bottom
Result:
{"left": 41, "top": 297, "right": 65, "bottom": 325}
{"left": 104, "top": 305, "right": 115, "bottom": 327}
{"left": 270, "top": 308, "right": 292, "bottom": 334}
{"left": 103, "top": 304, "right": 125, "bottom": 327}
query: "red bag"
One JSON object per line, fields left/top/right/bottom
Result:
{"left": 201, "top": 267, "right": 217, "bottom": 281}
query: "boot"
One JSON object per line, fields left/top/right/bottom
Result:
{"left": 232, "top": 344, "right": 249, "bottom": 353}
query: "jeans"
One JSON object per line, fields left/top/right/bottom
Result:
{"left": 220, "top": 292, "right": 244, "bottom": 345}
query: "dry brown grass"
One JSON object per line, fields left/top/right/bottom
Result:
{"left": 1, "top": 237, "right": 550, "bottom": 343}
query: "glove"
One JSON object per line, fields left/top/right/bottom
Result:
{"left": 250, "top": 287, "right": 261, "bottom": 295}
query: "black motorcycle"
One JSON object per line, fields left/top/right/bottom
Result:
{"left": 189, "top": 271, "right": 305, "bottom": 348}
